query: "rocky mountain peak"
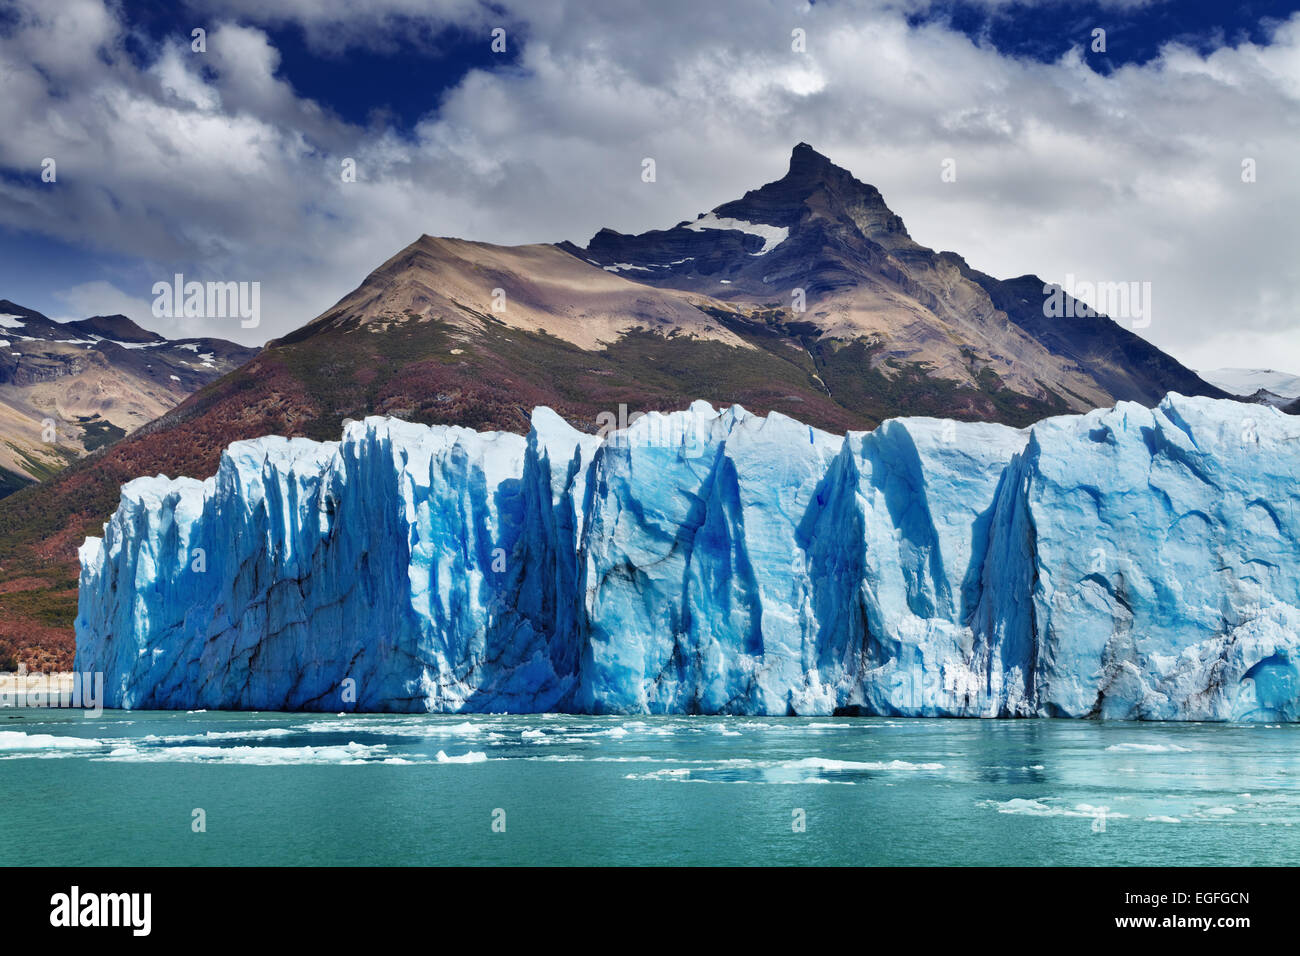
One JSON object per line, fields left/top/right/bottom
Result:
{"left": 706, "top": 143, "right": 911, "bottom": 249}
{"left": 785, "top": 142, "right": 844, "bottom": 182}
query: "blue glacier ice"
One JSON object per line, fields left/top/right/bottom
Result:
{"left": 75, "top": 395, "right": 1300, "bottom": 719}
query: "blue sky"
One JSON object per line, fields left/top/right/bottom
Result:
{"left": 96, "top": 0, "right": 1299, "bottom": 128}
{"left": 115, "top": 0, "right": 524, "bottom": 130}
{"left": 911, "top": 0, "right": 1299, "bottom": 68}
{"left": 2, "top": 0, "right": 1299, "bottom": 371}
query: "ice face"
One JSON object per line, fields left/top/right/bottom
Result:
{"left": 1018, "top": 397, "right": 1300, "bottom": 720}
{"left": 75, "top": 394, "right": 1300, "bottom": 718}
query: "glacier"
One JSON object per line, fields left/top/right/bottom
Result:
{"left": 75, "top": 395, "right": 1300, "bottom": 719}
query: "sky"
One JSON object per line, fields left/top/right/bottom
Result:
{"left": 1, "top": 0, "right": 1298, "bottom": 374}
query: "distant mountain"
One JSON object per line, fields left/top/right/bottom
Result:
{"left": 0, "top": 144, "right": 1228, "bottom": 669}
{"left": 62, "top": 313, "right": 165, "bottom": 344}
{"left": 1199, "top": 368, "right": 1300, "bottom": 407}
{"left": 0, "top": 299, "right": 257, "bottom": 497}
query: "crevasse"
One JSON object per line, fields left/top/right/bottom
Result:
{"left": 75, "top": 395, "right": 1300, "bottom": 719}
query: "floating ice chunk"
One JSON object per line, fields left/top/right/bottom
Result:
{"left": 0, "top": 731, "right": 106, "bottom": 750}
{"left": 435, "top": 750, "right": 488, "bottom": 763}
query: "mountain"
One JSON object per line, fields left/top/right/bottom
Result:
{"left": 0, "top": 144, "right": 1227, "bottom": 669}
{"left": 0, "top": 299, "right": 257, "bottom": 497}
{"left": 78, "top": 394, "right": 1300, "bottom": 720}
{"left": 288, "top": 236, "right": 748, "bottom": 351}
{"left": 958, "top": 270, "right": 1228, "bottom": 407}
{"left": 62, "top": 314, "right": 165, "bottom": 344}
{"left": 1199, "top": 368, "right": 1300, "bottom": 408}
{"left": 563, "top": 143, "right": 1226, "bottom": 412}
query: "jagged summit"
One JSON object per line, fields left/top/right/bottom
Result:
{"left": 787, "top": 141, "right": 835, "bottom": 175}
{"left": 692, "top": 141, "right": 910, "bottom": 250}
{"left": 564, "top": 144, "right": 1221, "bottom": 409}
{"left": 776, "top": 142, "right": 893, "bottom": 204}
{"left": 566, "top": 145, "right": 1105, "bottom": 403}
{"left": 758, "top": 142, "right": 870, "bottom": 199}
{"left": 568, "top": 144, "right": 912, "bottom": 281}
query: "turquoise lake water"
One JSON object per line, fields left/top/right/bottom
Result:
{"left": 1, "top": 709, "right": 1296, "bottom": 865}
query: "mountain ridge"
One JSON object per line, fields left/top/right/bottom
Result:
{"left": 1199, "top": 367, "right": 1300, "bottom": 407}
{"left": 62, "top": 314, "right": 166, "bottom": 344}
{"left": 564, "top": 143, "right": 1225, "bottom": 409}
{"left": 0, "top": 298, "right": 257, "bottom": 500}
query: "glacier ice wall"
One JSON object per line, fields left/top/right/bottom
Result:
{"left": 75, "top": 395, "right": 1300, "bottom": 719}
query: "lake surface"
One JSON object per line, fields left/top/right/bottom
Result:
{"left": 1, "top": 709, "right": 1296, "bottom": 865}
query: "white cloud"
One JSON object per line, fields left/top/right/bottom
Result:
{"left": 0, "top": 0, "right": 1297, "bottom": 374}
{"left": 53, "top": 281, "right": 154, "bottom": 326}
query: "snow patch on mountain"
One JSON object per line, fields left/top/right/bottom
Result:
{"left": 684, "top": 214, "right": 789, "bottom": 255}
